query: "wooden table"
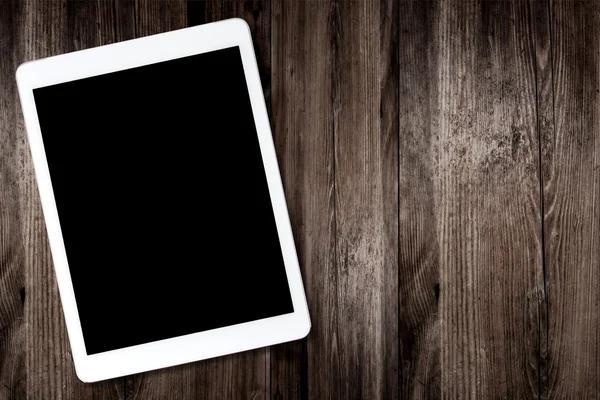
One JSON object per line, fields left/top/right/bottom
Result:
{"left": 1, "top": 1, "right": 599, "bottom": 398}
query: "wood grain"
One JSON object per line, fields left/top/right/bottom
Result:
{"left": 379, "top": 1, "right": 399, "bottom": 398}
{"left": 2, "top": 0, "right": 600, "bottom": 398}
{"left": 271, "top": 0, "right": 399, "bottom": 398}
{"left": 537, "top": 1, "right": 600, "bottom": 397}
{"left": 332, "top": 1, "right": 397, "bottom": 398}
{"left": 0, "top": 1, "right": 26, "bottom": 399}
{"left": 270, "top": 1, "right": 333, "bottom": 398}
{"left": 13, "top": 0, "right": 124, "bottom": 398}
{"left": 398, "top": 2, "right": 441, "bottom": 397}
{"left": 399, "top": 1, "right": 544, "bottom": 398}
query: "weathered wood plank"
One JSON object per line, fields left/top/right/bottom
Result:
{"left": 270, "top": 1, "right": 333, "bottom": 398}
{"left": 332, "top": 1, "right": 397, "bottom": 397}
{"left": 537, "top": 1, "right": 600, "bottom": 398}
{"left": 0, "top": 1, "right": 26, "bottom": 398}
{"left": 18, "top": 2, "right": 73, "bottom": 398}
{"left": 271, "top": 1, "right": 399, "bottom": 398}
{"left": 398, "top": 1, "right": 543, "bottom": 397}
{"left": 379, "top": 0, "right": 400, "bottom": 398}
{"left": 14, "top": 0, "right": 126, "bottom": 398}
{"left": 398, "top": 1, "right": 441, "bottom": 398}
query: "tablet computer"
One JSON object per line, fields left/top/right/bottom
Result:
{"left": 16, "top": 18, "right": 310, "bottom": 383}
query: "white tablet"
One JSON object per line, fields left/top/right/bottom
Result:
{"left": 16, "top": 18, "right": 310, "bottom": 383}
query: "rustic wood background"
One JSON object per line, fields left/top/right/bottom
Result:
{"left": 0, "top": 0, "right": 599, "bottom": 398}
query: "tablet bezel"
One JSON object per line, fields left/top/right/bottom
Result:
{"left": 16, "top": 18, "right": 310, "bottom": 383}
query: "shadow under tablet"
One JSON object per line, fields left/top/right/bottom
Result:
{"left": 33, "top": 46, "right": 294, "bottom": 355}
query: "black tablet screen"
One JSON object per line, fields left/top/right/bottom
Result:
{"left": 33, "top": 46, "right": 294, "bottom": 355}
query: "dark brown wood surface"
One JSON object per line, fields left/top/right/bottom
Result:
{"left": 536, "top": 1, "right": 600, "bottom": 398}
{"left": 399, "top": 1, "right": 544, "bottom": 398}
{"left": 0, "top": 1, "right": 599, "bottom": 399}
